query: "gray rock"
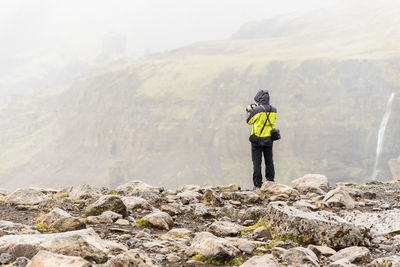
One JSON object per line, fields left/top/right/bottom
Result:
{"left": 193, "top": 203, "right": 212, "bottom": 218}
{"left": 0, "top": 221, "right": 38, "bottom": 235}
{"left": 329, "top": 258, "right": 357, "bottom": 267}
{"left": 291, "top": 174, "right": 329, "bottom": 194}
{"left": 85, "top": 195, "right": 128, "bottom": 217}
{"left": 115, "top": 219, "right": 130, "bottom": 226}
{"left": 167, "top": 254, "right": 181, "bottom": 263}
{"left": 293, "top": 200, "right": 318, "bottom": 211}
{"left": 40, "top": 208, "right": 85, "bottom": 232}
{"left": 26, "top": 250, "right": 90, "bottom": 267}
{"left": 253, "top": 226, "right": 272, "bottom": 240}
{"left": 0, "top": 253, "right": 12, "bottom": 265}
{"left": 322, "top": 187, "right": 356, "bottom": 209}
{"left": 260, "top": 181, "right": 298, "bottom": 197}
{"left": 202, "top": 190, "right": 223, "bottom": 207}
{"left": 237, "top": 207, "right": 268, "bottom": 221}
{"left": 238, "top": 242, "right": 255, "bottom": 254}
{"left": 12, "top": 257, "right": 29, "bottom": 267}
{"left": 142, "top": 211, "right": 174, "bottom": 230}
{"left": 282, "top": 247, "right": 319, "bottom": 267}
{"left": 308, "top": 245, "right": 336, "bottom": 257}
{"left": 116, "top": 180, "right": 161, "bottom": 195}
{"left": 329, "top": 246, "right": 371, "bottom": 263}
{"left": 240, "top": 254, "right": 279, "bottom": 267}
{"left": 176, "top": 185, "right": 201, "bottom": 193}
{"left": 219, "top": 191, "right": 261, "bottom": 203}
{"left": 187, "top": 232, "right": 240, "bottom": 261}
{"left": 121, "top": 196, "right": 151, "bottom": 210}
{"left": 166, "top": 228, "right": 192, "bottom": 237}
{"left": 370, "top": 256, "right": 400, "bottom": 267}
{"left": 208, "top": 221, "right": 242, "bottom": 237}
{"left": 6, "top": 188, "right": 48, "bottom": 205}
{"left": 0, "top": 228, "right": 108, "bottom": 263}
{"left": 262, "top": 202, "right": 370, "bottom": 249}
{"left": 100, "top": 210, "right": 123, "bottom": 222}
{"left": 177, "top": 191, "right": 202, "bottom": 202}
{"left": 104, "top": 249, "right": 160, "bottom": 267}
{"left": 69, "top": 184, "right": 101, "bottom": 200}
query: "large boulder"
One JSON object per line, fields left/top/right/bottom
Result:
{"left": 121, "top": 196, "right": 151, "bottom": 210}
{"left": 291, "top": 174, "right": 329, "bottom": 194}
{"left": 260, "top": 182, "right": 298, "bottom": 198}
{"left": 84, "top": 195, "right": 128, "bottom": 217}
{"left": 322, "top": 187, "right": 356, "bottom": 209}
{"left": 5, "top": 188, "right": 48, "bottom": 205}
{"left": 240, "top": 254, "right": 279, "bottom": 267}
{"left": 0, "top": 228, "right": 108, "bottom": 263}
{"left": 208, "top": 221, "right": 242, "bottom": 237}
{"left": 187, "top": 232, "right": 240, "bottom": 262}
{"left": 69, "top": 184, "right": 101, "bottom": 200}
{"left": 26, "top": 250, "right": 91, "bottom": 267}
{"left": 39, "top": 208, "right": 85, "bottom": 232}
{"left": 262, "top": 202, "right": 370, "bottom": 249}
{"left": 141, "top": 211, "right": 174, "bottom": 230}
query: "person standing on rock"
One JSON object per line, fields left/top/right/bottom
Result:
{"left": 246, "top": 89, "right": 277, "bottom": 189}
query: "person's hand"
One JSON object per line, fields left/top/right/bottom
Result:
{"left": 246, "top": 105, "right": 253, "bottom": 112}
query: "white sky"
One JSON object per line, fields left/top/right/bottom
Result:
{"left": 0, "top": 0, "right": 344, "bottom": 58}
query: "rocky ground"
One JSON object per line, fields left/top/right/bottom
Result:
{"left": 1, "top": 175, "right": 400, "bottom": 266}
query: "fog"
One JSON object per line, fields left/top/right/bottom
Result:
{"left": 1, "top": 0, "right": 400, "bottom": 190}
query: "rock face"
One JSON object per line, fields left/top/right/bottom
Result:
{"left": 6, "top": 188, "right": 47, "bottom": 205}
{"left": 85, "top": 195, "right": 128, "bottom": 217}
{"left": 262, "top": 202, "right": 370, "bottom": 249}
{"left": 0, "top": 228, "right": 108, "bottom": 263}
{"left": 26, "top": 250, "right": 91, "bottom": 267}
{"left": 291, "top": 174, "right": 329, "bottom": 194}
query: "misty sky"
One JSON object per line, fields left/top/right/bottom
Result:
{"left": 1, "top": 0, "right": 345, "bottom": 58}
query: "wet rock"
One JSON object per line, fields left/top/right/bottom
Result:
{"left": 69, "top": 184, "right": 101, "bottom": 200}
{"left": 187, "top": 232, "right": 240, "bottom": 261}
{"left": 104, "top": 249, "right": 160, "bottom": 267}
{"left": 208, "top": 221, "right": 242, "bottom": 237}
{"left": 142, "top": 211, "right": 174, "bottom": 230}
{"left": 26, "top": 250, "right": 91, "bottom": 267}
{"left": 328, "top": 246, "right": 371, "bottom": 263}
{"left": 0, "top": 228, "right": 108, "bottom": 263}
{"left": 291, "top": 174, "right": 329, "bottom": 194}
{"left": 263, "top": 202, "right": 370, "bottom": 249}
{"left": 260, "top": 181, "right": 298, "bottom": 197}
{"left": 240, "top": 254, "right": 279, "bottom": 267}
{"left": 6, "top": 188, "right": 47, "bottom": 205}
{"left": 85, "top": 195, "right": 128, "bottom": 217}
{"left": 322, "top": 187, "right": 356, "bottom": 209}
{"left": 282, "top": 247, "right": 319, "bottom": 267}
{"left": 39, "top": 208, "right": 85, "bottom": 232}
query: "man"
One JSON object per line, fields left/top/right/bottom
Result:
{"left": 246, "top": 90, "right": 277, "bottom": 188}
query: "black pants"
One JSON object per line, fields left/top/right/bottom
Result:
{"left": 251, "top": 143, "right": 274, "bottom": 187}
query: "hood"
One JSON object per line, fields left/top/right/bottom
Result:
{"left": 254, "top": 90, "right": 270, "bottom": 105}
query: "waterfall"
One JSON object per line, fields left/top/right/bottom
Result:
{"left": 371, "top": 92, "right": 397, "bottom": 179}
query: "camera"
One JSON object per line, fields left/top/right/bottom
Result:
{"left": 246, "top": 103, "right": 258, "bottom": 111}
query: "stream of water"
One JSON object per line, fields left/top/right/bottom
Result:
{"left": 371, "top": 92, "right": 397, "bottom": 179}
